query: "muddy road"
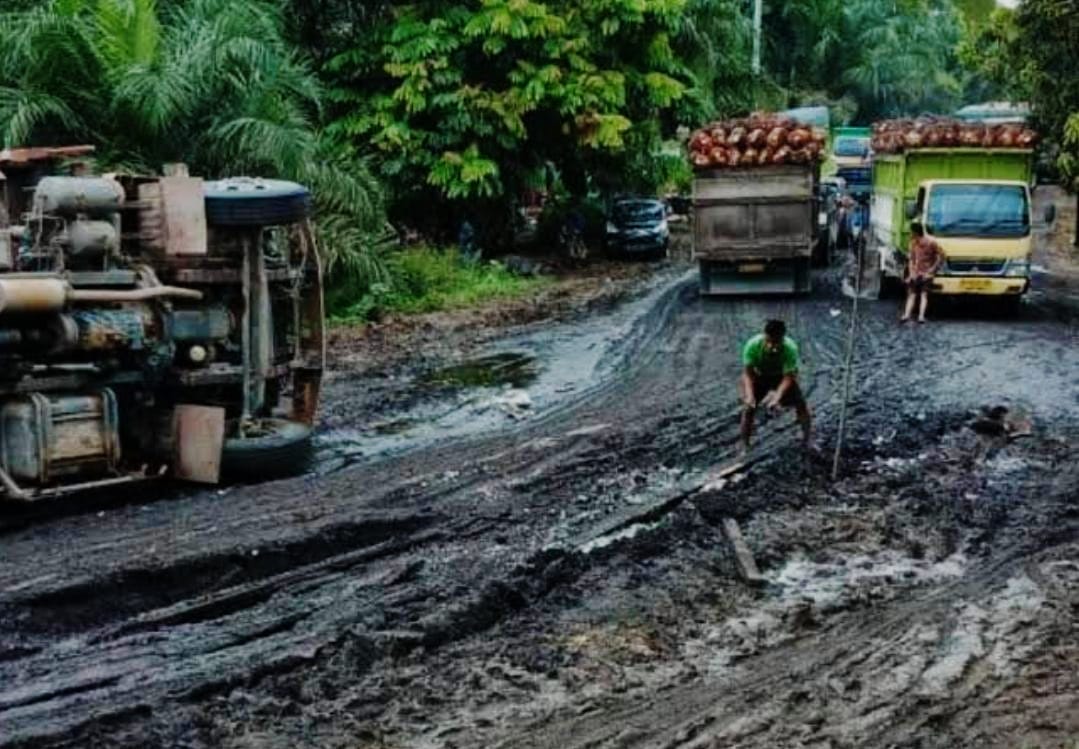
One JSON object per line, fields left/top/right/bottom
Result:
{"left": 2, "top": 267, "right": 1078, "bottom": 749}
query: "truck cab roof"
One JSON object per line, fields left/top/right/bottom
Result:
{"left": 920, "top": 178, "right": 1030, "bottom": 188}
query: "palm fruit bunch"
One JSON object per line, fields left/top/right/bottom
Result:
{"left": 687, "top": 112, "right": 828, "bottom": 170}
{"left": 871, "top": 117, "right": 1039, "bottom": 153}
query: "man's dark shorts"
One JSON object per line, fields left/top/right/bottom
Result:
{"left": 750, "top": 375, "right": 805, "bottom": 409}
{"left": 906, "top": 275, "right": 932, "bottom": 293}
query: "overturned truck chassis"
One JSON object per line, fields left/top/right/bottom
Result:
{"left": 0, "top": 146, "right": 324, "bottom": 500}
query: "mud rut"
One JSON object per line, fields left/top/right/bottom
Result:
{"left": 1, "top": 272, "right": 1078, "bottom": 749}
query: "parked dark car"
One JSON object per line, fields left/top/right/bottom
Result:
{"left": 605, "top": 198, "right": 670, "bottom": 258}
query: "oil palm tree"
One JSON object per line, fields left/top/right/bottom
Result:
{"left": 0, "top": 0, "right": 388, "bottom": 279}
{"left": 842, "top": 0, "right": 962, "bottom": 120}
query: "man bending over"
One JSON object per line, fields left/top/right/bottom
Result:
{"left": 739, "top": 319, "right": 812, "bottom": 454}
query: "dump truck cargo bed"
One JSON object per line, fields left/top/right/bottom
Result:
{"left": 692, "top": 164, "right": 817, "bottom": 295}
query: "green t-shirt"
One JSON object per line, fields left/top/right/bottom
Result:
{"left": 742, "top": 333, "right": 799, "bottom": 378}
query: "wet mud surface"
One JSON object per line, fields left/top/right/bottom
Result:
{"left": 1, "top": 262, "right": 1078, "bottom": 749}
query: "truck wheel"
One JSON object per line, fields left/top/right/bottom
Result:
{"left": 812, "top": 237, "right": 828, "bottom": 267}
{"left": 204, "top": 178, "right": 312, "bottom": 227}
{"left": 221, "top": 418, "right": 313, "bottom": 480}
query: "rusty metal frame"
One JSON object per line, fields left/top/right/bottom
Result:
{"left": 289, "top": 220, "right": 324, "bottom": 426}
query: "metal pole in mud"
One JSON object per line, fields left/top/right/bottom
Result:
{"left": 832, "top": 233, "right": 864, "bottom": 480}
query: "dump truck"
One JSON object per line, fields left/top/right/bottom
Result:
{"left": 0, "top": 146, "right": 324, "bottom": 501}
{"left": 852, "top": 147, "right": 1050, "bottom": 309}
{"left": 831, "top": 126, "right": 872, "bottom": 198}
{"left": 693, "top": 163, "right": 819, "bottom": 295}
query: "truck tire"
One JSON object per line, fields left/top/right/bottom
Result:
{"left": 204, "top": 178, "right": 312, "bottom": 227}
{"left": 221, "top": 418, "right": 313, "bottom": 480}
{"left": 812, "top": 236, "right": 829, "bottom": 267}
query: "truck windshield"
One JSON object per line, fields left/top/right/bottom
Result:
{"left": 926, "top": 184, "right": 1029, "bottom": 238}
{"left": 834, "top": 138, "right": 869, "bottom": 157}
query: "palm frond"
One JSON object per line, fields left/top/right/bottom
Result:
{"left": 109, "top": 62, "right": 197, "bottom": 136}
{"left": 94, "top": 0, "right": 160, "bottom": 74}
{"left": 0, "top": 86, "right": 85, "bottom": 145}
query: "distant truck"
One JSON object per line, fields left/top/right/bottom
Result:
{"left": 858, "top": 147, "right": 1052, "bottom": 309}
{"left": 693, "top": 163, "right": 818, "bottom": 295}
{"left": 832, "top": 126, "right": 872, "bottom": 198}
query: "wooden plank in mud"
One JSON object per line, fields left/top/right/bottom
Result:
{"left": 722, "top": 518, "right": 766, "bottom": 587}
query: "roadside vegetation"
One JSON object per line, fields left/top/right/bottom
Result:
{"left": 0, "top": 0, "right": 1074, "bottom": 315}
{"left": 327, "top": 246, "right": 548, "bottom": 324}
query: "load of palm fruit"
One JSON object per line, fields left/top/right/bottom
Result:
{"left": 687, "top": 112, "right": 828, "bottom": 170}
{"left": 870, "top": 117, "right": 1039, "bottom": 153}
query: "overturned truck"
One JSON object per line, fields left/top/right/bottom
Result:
{"left": 0, "top": 146, "right": 324, "bottom": 501}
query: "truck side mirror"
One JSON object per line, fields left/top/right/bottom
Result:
{"left": 904, "top": 201, "right": 918, "bottom": 220}
{"left": 1044, "top": 204, "right": 1057, "bottom": 225}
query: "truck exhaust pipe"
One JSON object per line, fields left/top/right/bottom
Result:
{"left": 0, "top": 277, "right": 203, "bottom": 315}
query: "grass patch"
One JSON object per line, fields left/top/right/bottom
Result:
{"left": 328, "top": 245, "right": 548, "bottom": 324}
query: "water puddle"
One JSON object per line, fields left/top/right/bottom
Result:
{"left": 372, "top": 418, "right": 417, "bottom": 435}
{"left": 419, "top": 352, "right": 539, "bottom": 390}
{"left": 769, "top": 550, "right": 967, "bottom": 607}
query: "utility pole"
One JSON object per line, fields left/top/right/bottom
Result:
{"left": 751, "top": 0, "right": 762, "bottom": 75}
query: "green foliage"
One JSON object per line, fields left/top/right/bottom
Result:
{"left": 954, "top": 0, "right": 995, "bottom": 28}
{"left": 672, "top": 0, "right": 757, "bottom": 117}
{"left": 535, "top": 193, "right": 607, "bottom": 248}
{"left": 0, "top": 0, "right": 388, "bottom": 285}
{"left": 326, "top": 0, "right": 697, "bottom": 234}
{"left": 960, "top": 0, "right": 1079, "bottom": 192}
{"left": 328, "top": 246, "right": 546, "bottom": 323}
{"left": 838, "top": 0, "right": 963, "bottom": 121}
{"left": 1060, "top": 114, "right": 1079, "bottom": 190}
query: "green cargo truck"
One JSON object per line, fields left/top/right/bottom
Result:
{"left": 852, "top": 147, "right": 1052, "bottom": 307}
{"left": 831, "top": 126, "right": 872, "bottom": 196}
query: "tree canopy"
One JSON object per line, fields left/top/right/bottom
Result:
{"left": 0, "top": 0, "right": 1045, "bottom": 291}
{"left": 325, "top": 0, "right": 698, "bottom": 240}
{"left": 961, "top": 0, "right": 1079, "bottom": 193}
{"left": 0, "top": 0, "right": 386, "bottom": 275}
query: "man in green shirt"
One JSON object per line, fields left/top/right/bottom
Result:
{"left": 739, "top": 319, "right": 813, "bottom": 454}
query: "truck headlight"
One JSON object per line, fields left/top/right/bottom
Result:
{"left": 1004, "top": 259, "right": 1031, "bottom": 277}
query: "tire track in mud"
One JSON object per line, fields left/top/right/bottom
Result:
{"left": 488, "top": 530, "right": 1079, "bottom": 749}
{"left": 1, "top": 270, "right": 1078, "bottom": 747}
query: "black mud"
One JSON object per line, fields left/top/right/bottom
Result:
{"left": 1, "top": 265, "right": 1078, "bottom": 749}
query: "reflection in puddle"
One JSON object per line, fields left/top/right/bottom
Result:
{"left": 420, "top": 352, "right": 539, "bottom": 389}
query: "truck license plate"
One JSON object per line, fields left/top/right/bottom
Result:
{"left": 959, "top": 279, "right": 991, "bottom": 291}
{"left": 738, "top": 263, "right": 766, "bottom": 273}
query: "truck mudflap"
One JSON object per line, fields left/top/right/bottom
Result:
{"left": 698, "top": 258, "right": 811, "bottom": 296}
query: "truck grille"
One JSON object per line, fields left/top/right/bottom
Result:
{"left": 944, "top": 259, "right": 1006, "bottom": 275}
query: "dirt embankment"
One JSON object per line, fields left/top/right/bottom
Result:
{"left": 327, "top": 258, "right": 669, "bottom": 377}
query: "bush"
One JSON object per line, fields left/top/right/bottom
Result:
{"left": 328, "top": 246, "right": 547, "bottom": 324}
{"left": 536, "top": 195, "right": 608, "bottom": 250}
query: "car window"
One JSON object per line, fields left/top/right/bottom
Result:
{"left": 614, "top": 202, "right": 664, "bottom": 223}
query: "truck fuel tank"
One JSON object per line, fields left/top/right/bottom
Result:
{"left": 32, "top": 177, "right": 125, "bottom": 217}
{"left": 62, "top": 220, "right": 119, "bottom": 259}
{"left": 0, "top": 389, "right": 121, "bottom": 485}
